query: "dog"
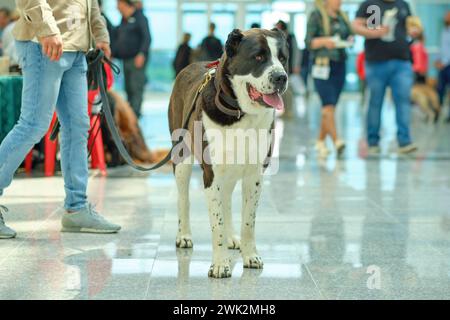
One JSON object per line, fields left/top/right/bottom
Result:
{"left": 168, "top": 28, "right": 289, "bottom": 278}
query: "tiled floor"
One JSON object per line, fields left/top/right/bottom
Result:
{"left": 1, "top": 92, "right": 450, "bottom": 300}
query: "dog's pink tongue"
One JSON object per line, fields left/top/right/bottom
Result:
{"left": 262, "top": 92, "right": 284, "bottom": 111}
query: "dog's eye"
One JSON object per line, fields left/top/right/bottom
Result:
{"left": 255, "top": 55, "right": 263, "bottom": 62}
{"left": 279, "top": 56, "right": 286, "bottom": 63}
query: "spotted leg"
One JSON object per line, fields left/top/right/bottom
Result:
{"left": 205, "top": 180, "right": 232, "bottom": 278}
{"left": 175, "top": 158, "right": 194, "bottom": 248}
{"left": 241, "top": 174, "right": 264, "bottom": 269}
{"left": 222, "top": 180, "right": 240, "bottom": 250}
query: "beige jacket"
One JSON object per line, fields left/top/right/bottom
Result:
{"left": 12, "top": 0, "right": 109, "bottom": 52}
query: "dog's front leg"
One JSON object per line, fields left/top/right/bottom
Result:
{"left": 223, "top": 180, "right": 240, "bottom": 250}
{"left": 241, "top": 174, "right": 264, "bottom": 269}
{"left": 205, "top": 180, "right": 232, "bottom": 278}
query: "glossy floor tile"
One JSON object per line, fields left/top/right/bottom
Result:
{"left": 1, "top": 92, "right": 450, "bottom": 300}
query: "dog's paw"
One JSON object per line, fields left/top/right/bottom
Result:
{"left": 208, "top": 262, "right": 232, "bottom": 279}
{"left": 176, "top": 235, "right": 194, "bottom": 248}
{"left": 243, "top": 255, "right": 264, "bottom": 269}
{"left": 208, "top": 257, "right": 232, "bottom": 279}
{"left": 227, "top": 236, "right": 241, "bottom": 250}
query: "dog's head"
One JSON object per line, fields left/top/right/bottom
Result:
{"left": 223, "top": 28, "right": 289, "bottom": 115}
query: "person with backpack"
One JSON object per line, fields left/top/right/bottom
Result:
{"left": 306, "top": 0, "right": 353, "bottom": 158}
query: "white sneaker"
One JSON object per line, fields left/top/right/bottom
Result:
{"left": 315, "top": 141, "right": 330, "bottom": 158}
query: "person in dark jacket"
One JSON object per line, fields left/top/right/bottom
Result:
{"left": 173, "top": 33, "right": 192, "bottom": 77}
{"left": 115, "top": 0, "right": 151, "bottom": 118}
{"left": 199, "top": 23, "right": 223, "bottom": 61}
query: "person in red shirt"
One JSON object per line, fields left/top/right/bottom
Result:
{"left": 409, "top": 17, "right": 440, "bottom": 123}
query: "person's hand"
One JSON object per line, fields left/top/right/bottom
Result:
{"left": 39, "top": 35, "right": 63, "bottom": 61}
{"left": 324, "top": 38, "right": 336, "bottom": 50}
{"left": 96, "top": 42, "right": 111, "bottom": 59}
{"left": 135, "top": 53, "right": 146, "bottom": 69}
{"left": 435, "top": 61, "right": 444, "bottom": 70}
{"left": 371, "top": 26, "right": 390, "bottom": 38}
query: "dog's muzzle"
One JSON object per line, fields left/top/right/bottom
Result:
{"left": 269, "top": 71, "right": 288, "bottom": 92}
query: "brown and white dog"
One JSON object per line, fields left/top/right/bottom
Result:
{"left": 168, "top": 28, "right": 289, "bottom": 278}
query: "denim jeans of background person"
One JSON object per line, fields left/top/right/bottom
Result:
{"left": 0, "top": 0, "right": 121, "bottom": 239}
{"left": 353, "top": 0, "right": 418, "bottom": 154}
{"left": 436, "top": 11, "right": 450, "bottom": 122}
{"left": 114, "top": 0, "right": 151, "bottom": 119}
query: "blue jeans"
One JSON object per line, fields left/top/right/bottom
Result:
{"left": 437, "top": 64, "right": 450, "bottom": 106}
{"left": 0, "top": 41, "right": 89, "bottom": 211}
{"left": 365, "top": 59, "right": 413, "bottom": 147}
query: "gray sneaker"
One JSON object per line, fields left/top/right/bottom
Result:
{"left": 61, "top": 204, "right": 121, "bottom": 234}
{"left": 0, "top": 205, "right": 17, "bottom": 239}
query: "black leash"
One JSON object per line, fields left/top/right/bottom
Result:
{"left": 86, "top": 49, "right": 206, "bottom": 172}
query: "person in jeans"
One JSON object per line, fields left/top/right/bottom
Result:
{"left": 306, "top": 0, "right": 353, "bottom": 158}
{"left": 0, "top": 0, "right": 121, "bottom": 239}
{"left": 353, "top": 0, "right": 418, "bottom": 154}
{"left": 115, "top": 0, "right": 151, "bottom": 118}
{"left": 435, "top": 11, "right": 450, "bottom": 122}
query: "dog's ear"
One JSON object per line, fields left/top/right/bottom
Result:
{"left": 225, "top": 29, "right": 244, "bottom": 58}
{"left": 271, "top": 28, "right": 287, "bottom": 40}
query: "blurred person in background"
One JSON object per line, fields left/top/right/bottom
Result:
{"left": 199, "top": 22, "right": 223, "bottom": 61}
{"left": 353, "top": 0, "right": 418, "bottom": 154}
{"left": 356, "top": 51, "right": 367, "bottom": 104}
{"left": 300, "top": 48, "right": 311, "bottom": 98}
{"left": 1, "top": 9, "right": 19, "bottom": 65}
{"left": 435, "top": 11, "right": 450, "bottom": 123}
{"left": 408, "top": 17, "right": 440, "bottom": 123}
{"left": 98, "top": 0, "right": 115, "bottom": 44}
{"left": 276, "top": 20, "right": 301, "bottom": 119}
{"left": 115, "top": 0, "right": 151, "bottom": 118}
{"left": 306, "top": 0, "right": 353, "bottom": 158}
{"left": 0, "top": 7, "right": 11, "bottom": 56}
{"left": 134, "top": 1, "right": 143, "bottom": 11}
{"left": 173, "top": 33, "right": 192, "bottom": 77}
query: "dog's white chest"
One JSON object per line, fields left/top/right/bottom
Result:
{"left": 202, "top": 111, "right": 274, "bottom": 178}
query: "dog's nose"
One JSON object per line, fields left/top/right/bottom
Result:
{"left": 270, "top": 72, "right": 288, "bottom": 89}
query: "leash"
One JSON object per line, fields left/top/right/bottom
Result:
{"left": 87, "top": 49, "right": 212, "bottom": 171}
